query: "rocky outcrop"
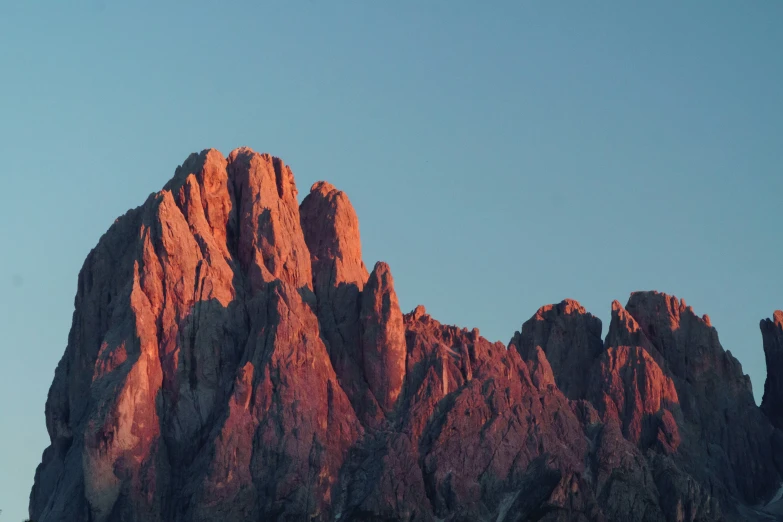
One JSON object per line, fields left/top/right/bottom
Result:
{"left": 300, "top": 181, "right": 381, "bottom": 426}
{"left": 761, "top": 311, "right": 783, "bottom": 429}
{"left": 30, "top": 148, "right": 783, "bottom": 522}
{"left": 511, "top": 299, "right": 603, "bottom": 399}
{"left": 383, "top": 307, "right": 587, "bottom": 521}
{"left": 360, "top": 262, "right": 407, "bottom": 415}
{"left": 604, "top": 300, "right": 661, "bottom": 363}
{"left": 593, "top": 300, "right": 680, "bottom": 453}
{"left": 591, "top": 345, "right": 680, "bottom": 451}
{"left": 624, "top": 291, "right": 779, "bottom": 504}
{"left": 30, "top": 149, "right": 362, "bottom": 522}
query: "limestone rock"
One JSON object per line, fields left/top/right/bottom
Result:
{"left": 30, "top": 148, "right": 361, "bottom": 522}
{"left": 625, "top": 291, "right": 779, "bottom": 504}
{"left": 30, "top": 149, "right": 783, "bottom": 522}
{"left": 590, "top": 345, "right": 679, "bottom": 450}
{"left": 761, "top": 310, "right": 783, "bottom": 429}
{"left": 511, "top": 299, "right": 604, "bottom": 399}
{"left": 360, "top": 261, "right": 407, "bottom": 414}
{"left": 300, "top": 180, "right": 381, "bottom": 426}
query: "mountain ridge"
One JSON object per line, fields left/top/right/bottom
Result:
{"left": 30, "top": 147, "right": 783, "bottom": 522}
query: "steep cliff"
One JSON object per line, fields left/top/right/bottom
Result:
{"left": 30, "top": 148, "right": 783, "bottom": 522}
{"left": 762, "top": 311, "right": 783, "bottom": 430}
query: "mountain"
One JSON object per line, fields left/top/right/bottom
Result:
{"left": 30, "top": 148, "right": 783, "bottom": 521}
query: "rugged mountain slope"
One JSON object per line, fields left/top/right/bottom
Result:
{"left": 31, "top": 148, "right": 783, "bottom": 522}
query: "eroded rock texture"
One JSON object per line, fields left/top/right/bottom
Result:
{"left": 31, "top": 148, "right": 783, "bottom": 522}
{"left": 511, "top": 299, "right": 603, "bottom": 400}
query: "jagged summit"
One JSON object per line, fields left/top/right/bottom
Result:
{"left": 309, "top": 180, "right": 338, "bottom": 195}
{"left": 30, "top": 149, "right": 783, "bottom": 522}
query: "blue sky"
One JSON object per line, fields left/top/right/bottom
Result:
{"left": 1, "top": 2, "right": 781, "bottom": 520}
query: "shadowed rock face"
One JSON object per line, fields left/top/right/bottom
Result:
{"left": 623, "top": 292, "right": 779, "bottom": 503}
{"left": 511, "top": 299, "right": 604, "bottom": 400}
{"left": 30, "top": 148, "right": 783, "bottom": 522}
{"left": 300, "top": 180, "right": 381, "bottom": 426}
{"left": 762, "top": 311, "right": 783, "bottom": 430}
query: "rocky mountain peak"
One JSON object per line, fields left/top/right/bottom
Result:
{"left": 300, "top": 179, "right": 368, "bottom": 292}
{"left": 360, "top": 261, "right": 407, "bottom": 415}
{"left": 511, "top": 298, "right": 603, "bottom": 400}
{"left": 29, "top": 149, "right": 783, "bottom": 522}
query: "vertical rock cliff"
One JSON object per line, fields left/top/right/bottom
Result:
{"left": 30, "top": 148, "right": 783, "bottom": 522}
{"left": 762, "top": 311, "right": 783, "bottom": 430}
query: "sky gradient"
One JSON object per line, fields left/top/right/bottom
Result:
{"left": 1, "top": 2, "right": 782, "bottom": 520}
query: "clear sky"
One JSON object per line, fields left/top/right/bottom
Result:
{"left": 1, "top": 2, "right": 781, "bottom": 520}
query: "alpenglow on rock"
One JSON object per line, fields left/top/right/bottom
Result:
{"left": 31, "top": 148, "right": 783, "bottom": 522}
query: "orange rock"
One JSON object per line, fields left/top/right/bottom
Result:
{"left": 29, "top": 149, "right": 783, "bottom": 522}
{"left": 591, "top": 345, "right": 679, "bottom": 448}
{"left": 300, "top": 180, "right": 381, "bottom": 425}
{"left": 360, "top": 261, "right": 406, "bottom": 414}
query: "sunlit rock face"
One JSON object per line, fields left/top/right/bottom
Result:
{"left": 30, "top": 148, "right": 783, "bottom": 522}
